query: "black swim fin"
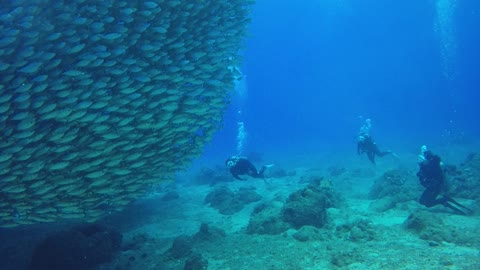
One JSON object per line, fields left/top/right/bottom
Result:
{"left": 446, "top": 197, "right": 474, "bottom": 215}
{"left": 443, "top": 202, "right": 468, "bottom": 215}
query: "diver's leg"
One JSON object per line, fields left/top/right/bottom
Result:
{"left": 258, "top": 165, "right": 266, "bottom": 177}
{"left": 246, "top": 162, "right": 263, "bottom": 178}
{"left": 374, "top": 146, "right": 391, "bottom": 157}
{"left": 367, "top": 151, "right": 376, "bottom": 164}
{"left": 419, "top": 188, "right": 438, "bottom": 207}
{"left": 377, "top": 151, "right": 391, "bottom": 157}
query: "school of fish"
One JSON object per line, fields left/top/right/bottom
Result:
{"left": 0, "top": 0, "right": 255, "bottom": 227}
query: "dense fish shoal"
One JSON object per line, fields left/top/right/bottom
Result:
{"left": 0, "top": 0, "right": 255, "bottom": 228}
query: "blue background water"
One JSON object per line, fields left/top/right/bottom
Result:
{"left": 203, "top": 0, "right": 479, "bottom": 163}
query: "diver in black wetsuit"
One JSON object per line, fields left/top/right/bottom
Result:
{"left": 357, "top": 134, "right": 392, "bottom": 164}
{"left": 225, "top": 156, "right": 267, "bottom": 181}
{"left": 416, "top": 146, "right": 472, "bottom": 215}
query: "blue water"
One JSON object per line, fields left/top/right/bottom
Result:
{"left": 205, "top": 0, "right": 480, "bottom": 161}
{"left": 1, "top": 2, "right": 479, "bottom": 269}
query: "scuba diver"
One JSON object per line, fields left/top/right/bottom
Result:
{"left": 357, "top": 134, "right": 392, "bottom": 164}
{"left": 356, "top": 118, "right": 394, "bottom": 164}
{"left": 225, "top": 156, "right": 271, "bottom": 181}
{"left": 416, "top": 145, "right": 472, "bottom": 215}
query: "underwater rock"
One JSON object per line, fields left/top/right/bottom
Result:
{"left": 335, "top": 219, "right": 375, "bottom": 242}
{"left": 282, "top": 180, "right": 334, "bottom": 229}
{"left": 282, "top": 193, "right": 327, "bottom": 229}
{"left": 236, "top": 187, "right": 263, "bottom": 204}
{"left": 292, "top": 230, "right": 310, "bottom": 242}
{"left": 403, "top": 211, "right": 479, "bottom": 245}
{"left": 204, "top": 187, "right": 242, "bottom": 215}
{"left": 369, "top": 169, "right": 421, "bottom": 207}
{"left": 404, "top": 210, "right": 442, "bottom": 233}
{"left": 167, "top": 235, "right": 194, "bottom": 259}
{"left": 247, "top": 202, "right": 290, "bottom": 235}
{"left": 109, "top": 233, "right": 166, "bottom": 270}
{"left": 292, "top": 225, "right": 331, "bottom": 242}
{"left": 193, "top": 223, "right": 226, "bottom": 242}
{"left": 404, "top": 211, "right": 450, "bottom": 243}
{"left": 447, "top": 153, "right": 480, "bottom": 199}
{"left": 184, "top": 253, "right": 208, "bottom": 270}
{"left": 204, "top": 186, "right": 262, "bottom": 215}
{"left": 368, "top": 196, "right": 397, "bottom": 212}
{"left": 30, "top": 223, "right": 122, "bottom": 270}
{"left": 163, "top": 225, "right": 224, "bottom": 267}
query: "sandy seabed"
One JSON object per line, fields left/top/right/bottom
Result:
{"left": 104, "top": 144, "right": 480, "bottom": 270}
{"left": 1, "top": 143, "right": 479, "bottom": 270}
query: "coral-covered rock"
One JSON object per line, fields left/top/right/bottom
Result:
{"left": 447, "top": 153, "right": 480, "bottom": 199}
{"left": 369, "top": 169, "right": 420, "bottom": 200}
{"left": 247, "top": 202, "right": 290, "bottom": 235}
{"left": 247, "top": 180, "right": 341, "bottom": 234}
{"left": 236, "top": 187, "right": 262, "bottom": 204}
{"left": 205, "top": 186, "right": 262, "bottom": 215}
{"left": 282, "top": 181, "right": 331, "bottom": 229}
{"left": 204, "top": 187, "right": 242, "bottom": 215}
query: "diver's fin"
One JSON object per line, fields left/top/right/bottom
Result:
{"left": 446, "top": 197, "right": 474, "bottom": 213}
{"left": 443, "top": 202, "right": 469, "bottom": 216}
